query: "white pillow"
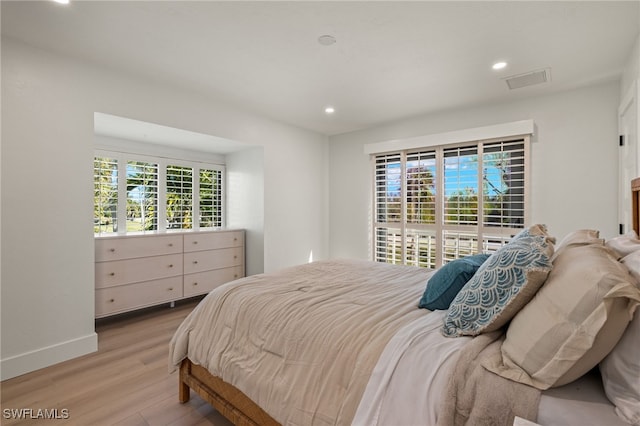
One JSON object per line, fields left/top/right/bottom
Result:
{"left": 607, "top": 230, "right": 640, "bottom": 258}
{"left": 486, "top": 243, "right": 640, "bottom": 389}
{"left": 622, "top": 250, "right": 640, "bottom": 283}
{"left": 551, "top": 229, "right": 601, "bottom": 262}
{"left": 600, "top": 307, "right": 640, "bottom": 425}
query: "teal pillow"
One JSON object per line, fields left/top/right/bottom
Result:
{"left": 418, "top": 254, "right": 491, "bottom": 310}
{"left": 441, "top": 234, "right": 554, "bottom": 337}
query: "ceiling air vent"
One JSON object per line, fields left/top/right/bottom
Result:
{"left": 504, "top": 68, "right": 551, "bottom": 90}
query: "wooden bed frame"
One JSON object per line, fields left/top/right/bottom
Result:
{"left": 633, "top": 177, "right": 640, "bottom": 235}
{"left": 179, "top": 359, "right": 279, "bottom": 425}
{"left": 178, "top": 178, "right": 640, "bottom": 426}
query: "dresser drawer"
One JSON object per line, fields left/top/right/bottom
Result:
{"left": 183, "top": 231, "right": 243, "bottom": 252}
{"left": 183, "top": 247, "right": 243, "bottom": 274}
{"left": 95, "top": 277, "right": 183, "bottom": 317}
{"left": 183, "top": 266, "right": 244, "bottom": 297}
{"left": 96, "top": 234, "right": 182, "bottom": 261}
{"left": 95, "top": 253, "right": 183, "bottom": 288}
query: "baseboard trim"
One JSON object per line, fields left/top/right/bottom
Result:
{"left": 1, "top": 333, "right": 98, "bottom": 381}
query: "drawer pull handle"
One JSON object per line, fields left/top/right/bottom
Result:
{"left": 169, "top": 264, "right": 173, "bottom": 268}
{"left": 168, "top": 243, "right": 173, "bottom": 247}
{"left": 234, "top": 238, "right": 237, "bottom": 241}
{"left": 193, "top": 241, "right": 198, "bottom": 245}
{"left": 193, "top": 260, "right": 198, "bottom": 264}
{"left": 193, "top": 282, "right": 198, "bottom": 286}
{"left": 234, "top": 255, "right": 237, "bottom": 259}
{"left": 234, "top": 274, "right": 238, "bottom": 278}
{"left": 168, "top": 287, "right": 173, "bottom": 291}
{"left": 109, "top": 298, "right": 115, "bottom": 303}
{"left": 109, "top": 272, "right": 115, "bottom": 276}
{"left": 110, "top": 248, "right": 115, "bottom": 252}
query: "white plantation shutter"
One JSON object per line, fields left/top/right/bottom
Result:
{"left": 444, "top": 146, "right": 479, "bottom": 226}
{"left": 482, "top": 140, "right": 526, "bottom": 228}
{"left": 404, "top": 229, "right": 437, "bottom": 268}
{"left": 127, "top": 161, "right": 159, "bottom": 232}
{"left": 199, "top": 168, "right": 223, "bottom": 228}
{"left": 166, "top": 165, "right": 193, "bottom": 229}
{"left": 404, "top": 150, "right": 438, "bottom": 268}
{"left": 375, "top": 153, "right": 402, "bottom": 223}
{"left": 94, "top": 157, "right": 118, "bottom": 234}
{"left": 374, "top": 153, "right": 403, "bottom": 264}
{"left": 372, "top": 136, "right": 529, "bottom": 268}
{"left": 375, "top": 227, "right": 404, "bottom": 265}
{"left": 406, "top": 150, "right": 436, "bottom": 225}
{"left": 94, "top": 151, "right": 224, "bottom": 235}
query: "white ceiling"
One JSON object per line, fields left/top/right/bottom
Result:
{"left": 2, "top": 1, "right": 639, "bottom": 138}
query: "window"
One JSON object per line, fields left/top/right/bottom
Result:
{"left": 199, "top": 168, "right": 223, "bottom": 228}
{"left": 373, "top": 137, "right": 528, "bottom": 268}
{"left": 94, "top": 151, "right": 224, "bottom": 235}
{"left": 94, "top": 157, "right": 118, "bottom": 234}
{"left": 127, "top": 161, "right": 158, "bottom": 232}
{"left": 166, "top": 165, "right": 193, "bottom": 229}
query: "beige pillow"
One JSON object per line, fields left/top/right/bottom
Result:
{"left": 551, "top": 229, "right": 601, "bottom": 262}
{"left": 621, "top": 250, "right": 640, "bottom": 283}
{"left": 600, "top": 307, "right": 640, "bottom": 425}
{"left": 485, "top": 242, "right": 640, "bottom": 390}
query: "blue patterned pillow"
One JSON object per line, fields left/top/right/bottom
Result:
{"left": 511, "top": 224, "right": 554, "bottom": 241}
{"left": 418, "top": 254, "right": 491, "bottom": 310}
{"left": 441, "top": 234, "right": 554, "bottom": 337}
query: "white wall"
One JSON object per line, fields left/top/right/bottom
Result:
{"left": 227, "top": 147, "right": 265, "bottom": 276}
{"left": 329, "top": 81, "right": 621, "bottom": 260}
{"left": 618, "top": 33, "right": 640, "bottom": 185}
{"left": 621, "top": 34, "right": 640, "bottom": 98}
{"left": 1, "top": 38, "right": 328, "bottom": 380}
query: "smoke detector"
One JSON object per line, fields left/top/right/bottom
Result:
{"left": 318, "top": 35, "right": 337, "bottom": 46}
{"left": 504, "top": 68, "right": 551, "bottom": 90}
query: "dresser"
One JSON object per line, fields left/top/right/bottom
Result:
{"left": 95, "top": 230, "right": 244, "bottom": 318}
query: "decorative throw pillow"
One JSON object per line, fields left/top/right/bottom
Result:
{"left": 418, "top": 254, "right": 491, "bottom": 310}
{"left": 607, "top": 230, "right": 640, "bottom": 258}
{"left": 485, "top": 242, "right": 640, "bottom": 390}
{"left": 441, "top": 233, "right": 554, "bottom": 337}
{"left": 600, "top": 307, "right": 640, "bottom": 425}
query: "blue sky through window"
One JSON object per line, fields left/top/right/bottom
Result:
{"left": 384, "top": 157, "right": 504, "bottom": 197}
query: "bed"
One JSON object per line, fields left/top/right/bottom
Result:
{"left": 169, "top": 180, "right": 640, "bottom": 426}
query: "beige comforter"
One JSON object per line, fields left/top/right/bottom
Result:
{"left": 169, "top": 259, "right": 434, "bottom": 425}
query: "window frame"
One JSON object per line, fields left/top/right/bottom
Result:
{"left": 94, "top": 149, "right": 225, "bottom": 235}
{"left": 371, "top": 134, "right": 530, "bottom": 268}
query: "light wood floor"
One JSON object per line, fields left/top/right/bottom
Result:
{"left": 1, "top": 299, "right": 233, "bottom": 426}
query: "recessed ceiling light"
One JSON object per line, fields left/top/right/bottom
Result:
{"left": 492, "top": 61, "right": 508, "bottom": 70}
{"left": 318, "top": 35, "right": 337, "bottom": 46}
{"left": 324, "top": 106, "right": 335, "bottom": 114}
{"left": 52, "top": 0, "right": 70, "bottom": 4}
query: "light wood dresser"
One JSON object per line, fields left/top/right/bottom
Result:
{"left": 95, "top": 230, "right": 244, "bottom": 318}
